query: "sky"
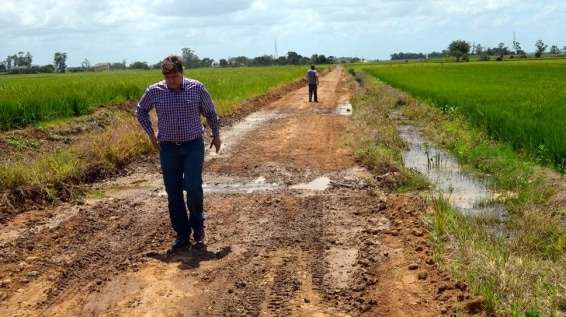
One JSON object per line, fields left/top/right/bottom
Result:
{"left": 1, "top": 0, "right": 564, "bottom": 66}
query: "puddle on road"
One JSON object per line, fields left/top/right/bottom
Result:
{"left": 336, "top": 101, "right": 353, "bottom": 116}
{"left": 203, "top": 176, "right": 282, "bottom": 194}
{"left": 206, "top": 110, "right": 284, "bottom": 159}
{"left": 290, "top": 177, "right": 332, "bottom": 191}
{"left": 157, "top": 177, "right": 282, "bottom": 196}
{"left": 398, "top": 125, "right": 504, "bottom": 216}
{"left": 157, "top": 175, "right": 337, "bottom": 197}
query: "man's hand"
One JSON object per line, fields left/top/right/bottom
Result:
{"left": 150, "top": 133, "right": 160, "bottom": 151}
{"left": 210, "top": 137, "right": 221, "bottom": 153}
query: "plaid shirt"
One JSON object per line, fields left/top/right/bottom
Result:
{"left": 136, "top": 77, "right": 220, "bottom": 143}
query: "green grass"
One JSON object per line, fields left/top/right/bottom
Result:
{"left": 350, "top": 71, "right": 565, "bottom": 316}
{"left": 356, "top": 60, "right": 566, "bottom": 170}
{"left": 347, "top": 71, "right": 429, "bottom": 192}
{"left": 429, "top": 193, "right": 564, "bottom": 316}
{"left": 0, "top": 66, "right": 309, "bottom": 130}
{"left": 0, "top": 113, "right": 152, "bottom": 194}
{"left": 407, "top": 91, "right": 566, "bottom": 316}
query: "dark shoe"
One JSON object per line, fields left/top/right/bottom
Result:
{"left": 193, "top": 240, "right": 206, "bottom": 250}
{"left": 193, "top": 229, "right": 205, "bottom": 242}
{"left": 193, "top": 229, "right": 205, "bottom": 248}
{"left": 171, "top": 236, "right": 189, "bottom": 250}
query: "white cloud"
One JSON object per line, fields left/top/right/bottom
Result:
{"left": 0, "top": 0, "right": 564, "bottom": 65}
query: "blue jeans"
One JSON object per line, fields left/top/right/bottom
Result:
{"left": 309, "top": 84, "right": 318, "bottom": 102}
{"left": 159, "top": 138, "right": 205, "bottom": 241}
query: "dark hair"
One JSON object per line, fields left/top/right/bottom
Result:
{"left": 161, "top": 55, "right": 184, "bottom": 74}
{"left": 310, "top": 65, "right": 315, "bottom": 70}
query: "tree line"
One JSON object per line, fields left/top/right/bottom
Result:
{"left": 1, "top": 51, "right": 69, "bottom": 74}
{"left": 391, "top": 40, "right": 566, "bottom": 61}
{"left": 133, "top": 48, "right": 362, "bottom": 70}
{"left": 0, "top": 48, "right": 363, "bottom": 75}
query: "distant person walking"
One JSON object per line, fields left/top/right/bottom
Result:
{"left": 136, "top": 55, "right": 221, "bottom": 250}
{"left": 307, "top": 65, "right": 319, "bottom": 102}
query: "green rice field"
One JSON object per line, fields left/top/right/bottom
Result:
{"left": 0, "top": 66, "right": 308, "bottom": 130}
{"left": 357, "top": 60, "right": 566, "bottom": 169}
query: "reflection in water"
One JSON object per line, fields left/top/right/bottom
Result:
{"left": 399, "top": 125, "right": 505, "bottom": 216}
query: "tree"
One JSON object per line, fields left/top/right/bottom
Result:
{"left": 0, "top": 62, "right": 6, "bottom": 72}
{"left": 129, "top": 61, "right": 149, "bottom": 70}
{"left": 251, "top": 55, "right": 273, "bottom": 66}
{"left": 311, "top": 54, "right": 327, "bottom": 64}
{"left": 311, "top": 54, "right": 319, "bottom": 64}
{"left": 16, "top": 52, "right": 24, "bottom": 67}
{"left": 181, "top": 48, "right": 201, "bottom": 68}
{"left": 512, "top": 40, "right": 523, "bottom": 55}
{"left": 286, "top": 51, "right": 302, "bottom": 65}
{"left": 535, "top": 40, "right": 547, "bottom": 58}
{"left": 390, "top": 52, "right": 426, "bottom": 60}
{"left": 549, "top": 45, "right": 560, "bottom": 55}
{"left": 448, "top": 40, "right": 471, "bottom": 62}
{"left": 54, "top": 52, "right": 67, "bottom": 73}
{"left": 228, "top": 56, "right": 250, "bottom": 67}
{"left": 276, "top": 56, "right": 287, "bottom": 65}
{"left": 200, "top": 57, "right": 214, "bottom": 67}
{"left": 111, "top": 61, "right": 127, "bottom": 70}
{"left": 23, "top": 52, "right": 32, "bottom": 67}
{"left": 475, "top": 44, "right": 484, "bottom": 56}
{"left": 81, "top": 58, "right": 91, "bottom": 70}
{"left": 495, "top": 43, "right": 510, "bottom": 57}
{"left": 219, "top": 59, "right": 228, "bottom": 67}
{"left": 39, "top": 64, "right": 55, "bottom": 73}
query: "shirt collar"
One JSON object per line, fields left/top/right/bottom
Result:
{"left": 165, "top": 77, "right": 187, "bottom": 91}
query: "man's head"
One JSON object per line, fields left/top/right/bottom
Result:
{"left": 310, "top": 65, "right": 316, "bottom": 70}
{"left": 161, "top": 55, "right": 184, "bottom": 90}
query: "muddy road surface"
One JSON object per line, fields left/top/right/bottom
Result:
{"left": 0, "top": 69, "right": 475, "bottom": 316}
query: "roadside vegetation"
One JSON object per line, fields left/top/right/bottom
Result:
{"left": 358, "top": 60, "right": 566, "bottom": 170}
{"left": 346, "top": 72, "right": 428, "bottom": 192}
{"left": 404, "top": 98, "right": 566, "bottom": 316}
{"left": 349, "top": 67, "right": 565, "bottom": 316}
{"left": 0, "top": 66, "right": 311, "bottom": 130}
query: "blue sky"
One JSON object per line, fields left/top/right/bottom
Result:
{"left": 1, "top": 0, "right": 564, "bottom": 66}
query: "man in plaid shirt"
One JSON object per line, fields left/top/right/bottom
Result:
{"left": 136, "top": 55, "right": 221, "bottom": 250}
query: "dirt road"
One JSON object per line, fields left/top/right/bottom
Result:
{"left": 0, "top": 69, "right": 474, "bottom": 316}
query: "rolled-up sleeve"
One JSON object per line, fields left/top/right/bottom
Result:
{"left": 136, "top": 88, "right": 155, "bottom": 137}
{"left": 199, "top": 85, "right": 220, "bottom": 138}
